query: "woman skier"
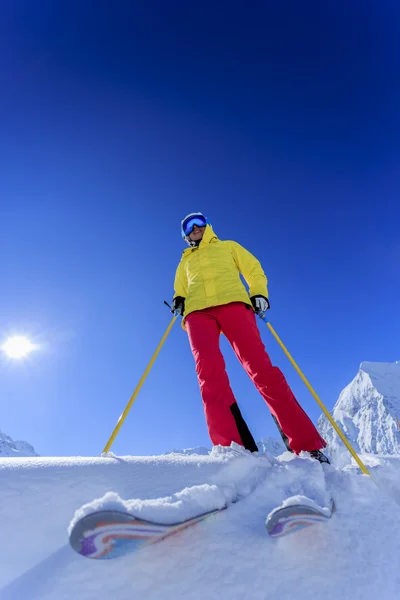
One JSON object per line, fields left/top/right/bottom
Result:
{"left": 171, "top": 212, "right": 329, "bottom": 463}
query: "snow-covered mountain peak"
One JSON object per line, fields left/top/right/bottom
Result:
{"left": 359, "top": 361, "right": 400, "bottom": 399}
{"left": 165, "top": 446, "right": 211, "bottom": 456}
{"left": 318, "top": 360, "right": 400, "bottom": 462}
{"left": 0, "top": 430, "right": 39, "bottom": 458}
{"left": 255, "top": 436, "right": 286, "bottom": 456}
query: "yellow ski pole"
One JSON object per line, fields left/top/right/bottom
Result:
{"left": 259, "top": 314, "right": 371, "bottom": 476}
{"left": 102, "top": 315, "right": 177, "bottom": 454}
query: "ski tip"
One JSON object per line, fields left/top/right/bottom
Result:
{"left": 266, "top": 503, "right": 332, "bottom": 539}
{"left": 69, "top": 509, "right": 150, "bottom": 560}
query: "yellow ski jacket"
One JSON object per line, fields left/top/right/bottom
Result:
{"left": 173, "top": 224, "right": 268, "bottom": 323}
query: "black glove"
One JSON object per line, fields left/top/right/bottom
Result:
{"left": 250, "top": 295, "right": 270, "bottom": 314}
{"left": 171, "top": 296, "right": 185, "bottom": 316}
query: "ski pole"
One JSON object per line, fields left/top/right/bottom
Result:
{"left": 258, "top": 314, "right": 371, "bottom": 476}
{"left": 102, "top": 315, "right": 177, "bottom": 454}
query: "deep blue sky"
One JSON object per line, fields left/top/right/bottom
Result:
{"left": 1, "top": 1, "right": 399, "bottom": 457}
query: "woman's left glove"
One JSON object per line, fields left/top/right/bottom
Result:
{"left": 250, "top": 295, "right": 270, "bottom": 314}
{"left": 171, "top": 296, "right": 185, "bottom": 316}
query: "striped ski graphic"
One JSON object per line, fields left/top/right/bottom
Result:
{"left": 69, "top": 508, "right": 223, "bottom": 559}
{"left": 266, "top": 502, "right": 333, "bottom": 538}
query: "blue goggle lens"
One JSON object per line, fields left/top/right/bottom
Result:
{"left": 182, "top": 216, "right": 207, "bottom": 236}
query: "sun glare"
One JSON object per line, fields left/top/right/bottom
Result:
{"left": 2, "top": 336, "right": 37, "bottom": 359}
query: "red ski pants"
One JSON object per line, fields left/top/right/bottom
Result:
{"left": 185, "top": 302, "right": 325, "bottom": 454}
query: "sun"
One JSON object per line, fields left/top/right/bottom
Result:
{"left": 1, "top": 336, "right": 37, "bottom": 359}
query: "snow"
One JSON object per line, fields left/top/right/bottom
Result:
{"left": 319, "top": 360, "right": 400, "bottom": 462}
{"left": 2, "top": 443, "right": 400, "bottom": 600}
{"left": 277, "top": 494, "right": 331, "bottom": 515}
{"left": 69, "top": 444, "right": 274, "bottom": 529}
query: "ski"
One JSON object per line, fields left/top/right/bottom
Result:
{"left": 69, "top": 507, "right": 224, "bottom": 559}
{"left": 266, "top": 498, "right": 334, "bottom": 538}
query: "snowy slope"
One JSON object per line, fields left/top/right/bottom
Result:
{"left": 0, "top": 429, "right": 38, "bottom": 457}
{"left": 1, "top": 447, "right": 400, "bottom": 600}
{"left": 319, "top": 361, "right": 400, "bottom": 463}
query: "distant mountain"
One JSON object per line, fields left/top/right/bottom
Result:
{"left": 318, "top": 361, "right": 400, "bottom": 462}
{"left": 166, "top": 446, "right": 211, "bottom": 456}
{"left": 166, "top": 436, "right": 286, "bottom": 457}
{"left": 256, "top": 436, "right": 286, "bottom": 456}
{"left": 0, "top": 430, "right": 39, "bottom": 457}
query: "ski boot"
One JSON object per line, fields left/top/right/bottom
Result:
{"left": 309, "top": 450, "right": 330, "bottom": 464}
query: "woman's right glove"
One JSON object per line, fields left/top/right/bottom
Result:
{"left": 171, "top": 296, "right": 185, "bottom": 316}
{"left": 250, "top": 295, "right": 270, "bottom": 314}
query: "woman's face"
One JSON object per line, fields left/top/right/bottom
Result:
{"left": 189, "top": 225, "right": 206, "bottom": 242}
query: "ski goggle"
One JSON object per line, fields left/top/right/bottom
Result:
{"left": 181, "top": 214, "right": 207, "bottom": 236}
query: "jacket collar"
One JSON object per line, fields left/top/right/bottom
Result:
{"left": 182, "top": 224, "right": 218, "bottom": 256}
